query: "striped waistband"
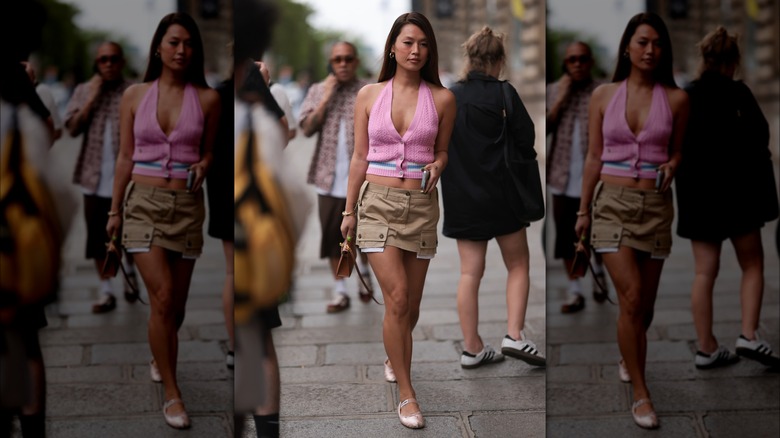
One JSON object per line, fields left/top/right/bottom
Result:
{"left": 367, "top": 160, "right": 426, "bottom": 174}
{"left": 132, "top": 160, "right": 190, "bottom": 179}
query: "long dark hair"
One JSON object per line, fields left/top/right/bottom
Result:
{"left": 611, "top": 12, "right": 676, "bottom": 87}
{"left": 377, "top": 12, "right": 442, "bottom": 86}
{"left": 143, "top": 12, "right": 207, "bottom": 87}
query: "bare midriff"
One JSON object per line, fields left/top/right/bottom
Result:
{"left": 600, "top": 174, "right": 657, "bottom": 191}
{"left": 366, "top": 173, "right": 425, "bottom": 190}
{"left": 132, "top": 174, "right": 188, "bottom": 190}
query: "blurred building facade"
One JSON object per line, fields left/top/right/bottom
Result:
{"left": 412, "top": 0, "right": 546, "bottom": 156}
{"left": 648, "top": 0, "right": 780, "bottom": 160}
{"left": 177, "top": 0, "right": 233, "bottom": 83}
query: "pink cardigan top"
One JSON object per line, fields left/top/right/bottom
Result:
{"left": 132, "top": 80, "right": 203, "bottom": 179}
{"left": 366, "top": 78, "right": 438, "bottom": 179}
{"left": 601, "top": 80, "right": 672, "bottom": 179}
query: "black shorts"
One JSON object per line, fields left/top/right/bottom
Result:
{"left": 318, "top": 194, "right": 347, "bottom": 260}
{"left": 84, "top": 194, "right": 112, "bottom": 259}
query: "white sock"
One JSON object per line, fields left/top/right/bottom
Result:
{"left": 334, "top": 279, "right": 348, "bottom": 296}
{"left": 567, "top": 279, "right": 582, "bottom": 298}
{"left": 100, "top": 279, "right": 113, "bottom": 296}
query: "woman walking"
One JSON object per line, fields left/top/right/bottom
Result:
{"left": 441, "top": 26, "right": 545, "bottom": 369}
{"left": 574, "top": 12, "right": 689, "bottom": 429}
{"left": 340, "top": 12, "right": 455, "bottom": 429}
{"left": 106, "top": 12, "right": 220, "bottom": 429}
{"left": 676, "top": 26, "right": 779, "bottom": 369}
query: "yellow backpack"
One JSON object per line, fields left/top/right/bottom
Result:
{"left": 0, "top": 108, "right": 63, "bottom": 306}
{"left": 233, "top": 115, "right": 295, "bottom": 324}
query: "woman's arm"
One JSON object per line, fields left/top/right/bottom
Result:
{"left": 574, "top": 84, "right": 608, "bottom": 239}
{"left": 509, "top": 86, "right": 536, "bottom": 159}
{"left": 106, "top": 85, "right": 139, "bottom": 239}
{"left": 340, "top": 85, "right": 373, "bottom": 240}
{"left": 659, "top": 87, "right": 689, "bottom": 192}
{"left": 424, "top": 87, "right": 455, "bottom": 193}
{"left": 192, "top": 87, "right": 221, "bottom": 192}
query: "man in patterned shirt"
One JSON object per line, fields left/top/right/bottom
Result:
{"left": 546, "top": 41, "right": 607, "bottom": 314}
{"left": 64, "top": 42, "right": 138, "bottom": 313}
{"left": 299, "top": 41, "right": 374, "bottom": 313}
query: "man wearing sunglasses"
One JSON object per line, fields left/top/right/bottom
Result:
{"left": 64, "top": 42, "right": 138, "bottom": 314}
{"left": 299, "top": 41, "right": 374, "bottom": 313}
{"left": 546, "top": 41, "right": 607, "bottom": 314}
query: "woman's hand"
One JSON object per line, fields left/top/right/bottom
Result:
{"left": 574, "top": 214, "right": 591, "bottom": 243}
{"left": 188, "top": 159, "right": 210, "bottom": 192}
{"left": 422, "top": 162, "right": 443, "bottom": 194}
{"left": 106, "top": 215, "right": 122, "bottom": 242}
{"left": 340, "top": 215, "right": 357, "bottom": 241}
{"left": 656, "top": 160, "right": 678, "bottom": 193}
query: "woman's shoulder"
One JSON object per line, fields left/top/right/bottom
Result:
{"left": 357, "top": 82, "right": 385, "bottom": 106}
{"left": 662, "top": 85, "right": 689, "bottom": 110}
{"left": 590, "top": 82, "right": 619, "bottom": 106}
{"left": 426, "top": 81, "right": 455, "bottom": 105}
{"left": 194, "top": 85, "right": 220, "bottom": 106}
{"left": 122, "top": 82, "right": 152, "bottom": 106}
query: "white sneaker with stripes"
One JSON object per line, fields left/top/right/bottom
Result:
{"left": 736, "top": 332, "right": 780, "bottom": 367}
{"left": 694, "top": 345, "right": 739, "bottom": 369}
{"left": 501, "top": 331, "right": 546, "bottom": 367}
{"left": 460, "top": 344, "right": 504, "bottom": 369}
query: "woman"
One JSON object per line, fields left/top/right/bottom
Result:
{"left": 676, "top": 27, "right": 779, "bottom": 369}
{"left": 340, "top": 12, "right": 455, "bottom": 429}
{"left": 441, "top": 27, "right": 545, "bottom": 369}
{"left": 106, "top": 12, "right": 220, "bottom": 429}
{"left": 574, "top": 12, "right": 689, "bottom": 429}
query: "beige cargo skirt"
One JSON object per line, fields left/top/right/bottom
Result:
{"left": 356, "top": 181, "right": 439, "bottom": 259}
{"left": 121, "top": 181, "right": 205, "bottom": 259}
{"left": 590, "top": 180, "right": 674, "bottom": 259}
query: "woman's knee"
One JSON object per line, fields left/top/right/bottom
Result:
{"left": 149, "top": 287, "right": 176, "bottom": 319}
{"left": 385, "top": 288, "right": 410, "bottom": 318}
{"left": 617, "top": 289, "right": 643, "bottom": 320}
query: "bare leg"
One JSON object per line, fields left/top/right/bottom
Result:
{"left": 221, "top": 240, "right": 235, "bottom": 352}
{"left": 456, "top": 239, "right": 488, "bottom": 353}
{"left": 731, "top": 230, "right": 765, "bottom": 339}
{"left": 496, "top": 229, "right": 530, "bottom": 340}
{"left": 602, "top": 247, "right": 663, "bottom": 417}
{"left": 690, "top": 240, "right": 722, "bottom": 352}
{"left": 133, "top": 247, "right": 196, "bottom": 417}
{"left": 368, "top": 247, "right": 428, "bottom": 417}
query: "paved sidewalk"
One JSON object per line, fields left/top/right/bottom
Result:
{"left": 10, "top": 135, "right": 233, "bottom": 437}
{"left": 544, "top": 188, "right": 780, "bottom": 437}
{"left": 240, "top": 135, "right": 548, "bottom": 437}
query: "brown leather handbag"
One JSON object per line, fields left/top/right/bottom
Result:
{"left": 336, "top": 237, "right": 380, "bottom": 304}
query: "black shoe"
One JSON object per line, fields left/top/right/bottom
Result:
{"left": 561, "top": 294, "right": 585, "bottom": 314}
{"left": 92, "top": 294, "right": 116, "bottom": 313}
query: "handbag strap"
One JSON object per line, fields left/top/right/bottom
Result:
{"left": 341, "top": 240, "right": 382, "bottom": 305}
{"left": 498, "top": 82, "right": 512, "bottom": 169}
{"left": 117, "top": 257, "right": 144, "bottom": 304}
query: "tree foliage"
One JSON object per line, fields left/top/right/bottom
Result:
{"left": 268, "top": 0, "right": 370, "bottom": 83}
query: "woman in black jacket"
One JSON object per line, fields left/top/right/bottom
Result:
{"left": 441, "top": 26, "right": 545, "bottom": 369}
{"left": 676, "top": 26, "right": 779, "bottom": 369}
